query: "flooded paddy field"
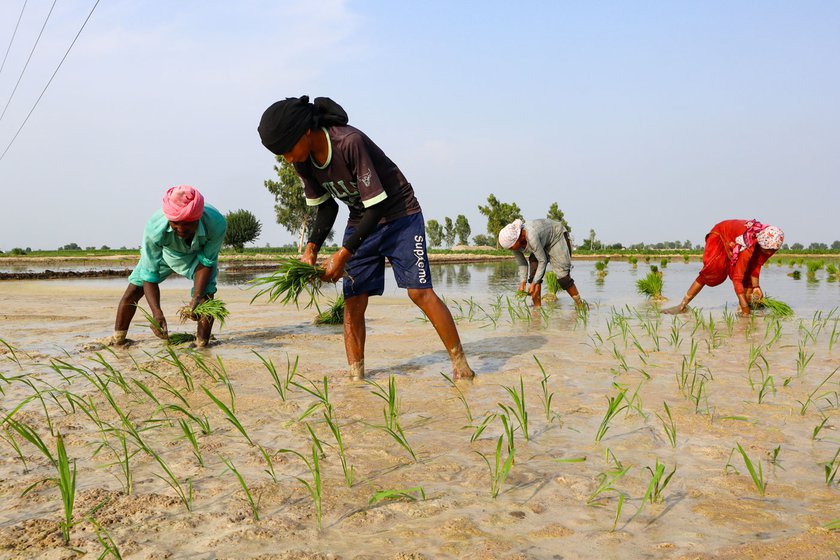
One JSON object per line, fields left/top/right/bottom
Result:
{"left": 0, "top": 260, "right": 838, "bottom": 559}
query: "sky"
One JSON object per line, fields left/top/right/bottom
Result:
{"left": 0, "top": 0, "right": 838, "bottom": 251}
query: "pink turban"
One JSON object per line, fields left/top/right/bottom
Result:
{"left": 162, "top": 185, "right": 204, "bottom": 222}
{"left": 498, "top": 219, "right": 524, "bottom": 249}
{"left": 756, "top": 225, "right": 784, "bottom": 250}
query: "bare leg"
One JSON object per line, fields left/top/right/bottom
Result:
{"left": 566, "top": 284, "right": 586, "bottom": 308}
{"left": 195, "top": 293, "right": 214, "bottom": 347}
{"left": 408, "top": 288, "right": 475, "bottom": 379}
{"left": 113, "top": 284, "right": 144, "bottom": 344}
{"left": 344, "top": 293, "right": 368, "bottom": 379}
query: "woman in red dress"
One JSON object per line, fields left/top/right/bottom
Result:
{"left": 663, "top": 219, "right": 784, "bottom": 316}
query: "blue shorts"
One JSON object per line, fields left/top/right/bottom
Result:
{"left": 342, "top": 212, "right": 433, "bottom": 298}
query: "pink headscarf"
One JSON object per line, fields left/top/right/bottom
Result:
{"left": 498, "top": 219, "right": 524, "bottom": 249}
{"left": 162, "top": 185, "right": 204, "bottom": 222}
{"left": 731, "top": 220, "right": 783, "bottom": 265}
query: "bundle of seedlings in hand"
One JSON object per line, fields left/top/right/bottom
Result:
{"left": 179, "top": 298, "right": 229, "bottom": 328}
{"left": 543, "top": 271, "right": 560, "bottom": 301}
{"left": 636, "top": 267, "right": 665, "bottom": 301}
{"left": 314, "top": 295, "right": 345, "bottom": 325}
{"left": 250, "top": 257, "right": 325, "bottom": 308}
{"left": 751, "top": 295, "right": 793, "bottom": 318}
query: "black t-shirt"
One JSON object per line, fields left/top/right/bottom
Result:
{"left": 295, "top": 125, "right": 421, "bottom": 227}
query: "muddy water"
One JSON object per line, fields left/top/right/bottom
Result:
{"left": 0, "top": 267, "right": 839, "bottom": 559}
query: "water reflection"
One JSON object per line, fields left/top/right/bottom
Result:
{"left": 5, "top": 260, "right": 838, "bottom": 315}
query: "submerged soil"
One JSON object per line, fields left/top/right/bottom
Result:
{"left": 0, "top": 279, "right": 838, "bottom": 559}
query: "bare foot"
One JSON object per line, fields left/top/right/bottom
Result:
{"left": 348, "top": 360, "right": 365, "bottom": 380}
{"left": 449, "top": 345, "right": 475, "bottom": 380}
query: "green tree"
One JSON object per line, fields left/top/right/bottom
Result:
{"left": 224, "top": 209, "right": 263, "bottom": 252}
{"left": 444, "top": 217, "right": 456, "bottom": 247}
{"left": 426, "top": 219, "right": 443, "bottom": 247}
{"left": 580, "top": 229, "right": 600, "bottom": 251}
{"left": 472, "top": 234, "right": 495, "bottom": 246}
{"left": 478, "top": 194, "right": 523, "bottom": 247}
{"left": 546, "top": 202, "right": 571, "bottom": 232}
{"left": 454, "top": 214, "right": 471, "bottom": 245}
{"left": 264, "top": 156, "right": 317, "bottom": 251}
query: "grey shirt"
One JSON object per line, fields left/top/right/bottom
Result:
{"left": 513, "top": 219, "right": 572, "bottom": 284}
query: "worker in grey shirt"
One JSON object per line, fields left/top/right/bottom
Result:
{"left": 498, "top": 218, "right": 585, "bottom": 308}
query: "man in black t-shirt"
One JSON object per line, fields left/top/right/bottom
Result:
{"left": 258, "top": 96, "right": 474, "bottom": 380}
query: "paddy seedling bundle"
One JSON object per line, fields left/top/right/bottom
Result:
{"left": 179, "top": 298, "right": 229, "bottom": 328}
{"left": 314, "top": 295, "right": 345, "bottom": 325}
{"left": 752, "top": 295, "right": 794, "bottom": 318}
{"left": 250, "top": 257, "right": 326, "bottom": 308}
{"left": 636, "top": 267, "right": 664, "bottom": 300}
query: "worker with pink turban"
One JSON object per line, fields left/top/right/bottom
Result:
{"left": 112, "top": 185, "right": 227, "bottom": 346}
{"left": 663, "top": 219, "right": 784, "bottom": 316}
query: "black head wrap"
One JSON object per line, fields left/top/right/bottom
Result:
{"left": 257, "top": 95, "right": 349, "bottom": 155}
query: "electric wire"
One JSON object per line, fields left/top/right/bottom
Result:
{"left": 0, "top": 0, "right": 28, "bottom": 77}
{"left": 0, "top": 0, "right": 57, "bottom": 122}
{"left": 0, "top": 0, "right": 100, "bottom": 163}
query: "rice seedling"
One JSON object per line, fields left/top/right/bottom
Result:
{"left": 87, "top": 516, "right": 122, "bottom": 559}
{"left": 796, "top": 342, "right": 814, "bottom": 377}
{"left": 159, "top": 347, "right": 194, "bottom": 392}
{"left": 757, "top": 375, "right": 776, "bottom": 404}
{"left": 628, "top": 255, "right": 638, "bottom": 268}
{"left": 279, "top": 429, "right": 323, "bottom": 529}
{"left": 767, "top": 445, "right": 782, "bottom": 467}
{"left": 166, "top": 333, "right": 196, "bottom": 346}
{"left": 201, "top": 385, "right": 253, "bottom": 445}
{"left": 634, "top": 459, "right": 676, "bottom": 518}
{"left": 543, "top": 271, "right": 561, "bottom": 298}
{"left": 178, "top": 419, "right": 204, "bottom": 467}
{"left": 660, "top": 258, "right": 669, "bottom": 268}
{"left": 500, "top": 376, "right": 529, "bottom": 441}
{"left": 253, "top": 351, "right": 297, "bottom": 402}
{"left": 829, "top": 321, "right": 839, "bottom": 352}
{"left": 534, "top": 356, "right": 559, "bottom": 424}
{"left": 790, "top": 270, "right": 801, "bottom": 280}
{"left": 682, "top": 254, "right": 690, "bottom": 263}
{"left": 368, "top": 486, "right": 426, "bottom": 505}
{"left": 441, "top": 372, "right": 473, "bottom": 424}
{"left": 179, "top": 297, "right": 229, "bottom": 328}
{"left": 554, "top": 456, "right": 587, "bottom": 464}
{"left": 586, "top": 464, "right": 631, "bottom": 509}
{"left": 470, "top": 413, "right": 497, "bottom": 443}
{"left": 763, "top": 317, "right": 783, "bottom": 349}
{"left": 367, "top": 376, "right": 401, "bottom": 431}
{"left": 18, "top": 432, "right": 76, "bottom": 545}
{"left": 595, "top": 389, "right": 628, "bottom": 443}
{"left": 655, "top": 401, "right": 677, "bottom": 448}
{"left": 735, "top": 442, "right": 767, "bottom": 496}
{"left": 314, "top": 294, "right": 345, "bottom": 325}
{"left": 806, "top": 260, "right": 824, "bottom": 280}
{"left": 812, "top": 417, "right": 829, "bottom": 441}
{"left": 222, "top": 457, "right": 260, "bottom": 520}
{"left": 826, "top": 263, "right": 838, "bottom": 279}
{"left": 293, "top": 376, "right": 333, "bottom": 421}
{"left": 476, "top": 414, "right": 515, "bottom": 498}
{"left": 822, "top": 447, "right": 839, "bottom": 486}
{"left": 637, "top": 268, "right": 664, "bottom": 300}
{"left": 145, "top": 445, "right": 193, "bottom": 511}
{"left": 595, "top": 261, "right": 608, "bottom": 277}
{"left": 165, "top": 404, "right": 211, "bottom": 435}
{"left": 823, "top": 518, "right": 840, "bottom": 531}
{"left": 753, "top": 295, "right": 794, "bottom": 318}
{"left": 323, "top": 410, "right": 354, "bottom": 487}
{"left": 668, "top": 317, "right": 684, "bottom": 350}
{"left": 249, "top": 257, "right": 326, "bottom": 309}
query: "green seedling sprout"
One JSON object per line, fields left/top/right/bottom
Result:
{"left": 368, "top": 486, "right": 426, "bottom": 505}
{"left": 655, "top": 401, "right": 677, "bottom": 448}
{"left": 201, "top": 385, "right": 253, "bottom": 445}
{"left": 441, "top": 372, "right": 473, "bottom": 424}
{"left": 476, "top": 414, "right": 515, "bottom": 498}
{"left": 595, "top": 389, "right": 628, "bottom": 443}
{"left": 314, "top": 294, "right": 345, "bottom": 325}
{"left": 534, "top": 355, "right": 559, "bottom": 423}
{"left": 222, "top": 457, "right": 260, "bottom": 521}
{"left": 735, "top": 442, "right": 767, "bottom": 496}
{"left": 500, "top": 376, "right": 529, "bottom": 442}
{"left": 279, "top": 429, "right": 323, "bottom": 529}
{"left": 180, "top": 297, "right": 229, "bottom": 328}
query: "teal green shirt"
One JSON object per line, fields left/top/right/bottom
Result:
{"left": 131, "top": 204, "right": 227, "bottom": 284}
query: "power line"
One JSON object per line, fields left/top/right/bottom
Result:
{"left": 0, "top": 0, "right": 57, "bottom": 123}
{"left": 0, "top": 0, "right": 28, "bottom": 77}
{"left": 0, "top": 0, "right": 100, "bottom": 163}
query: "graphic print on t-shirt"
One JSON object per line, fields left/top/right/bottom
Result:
{"left": 321, "top": 179, "right": 361, "bottom": 206}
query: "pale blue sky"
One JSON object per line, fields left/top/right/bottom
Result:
{"left": 0, "top": 0, "right": 837, "bottom": 251}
